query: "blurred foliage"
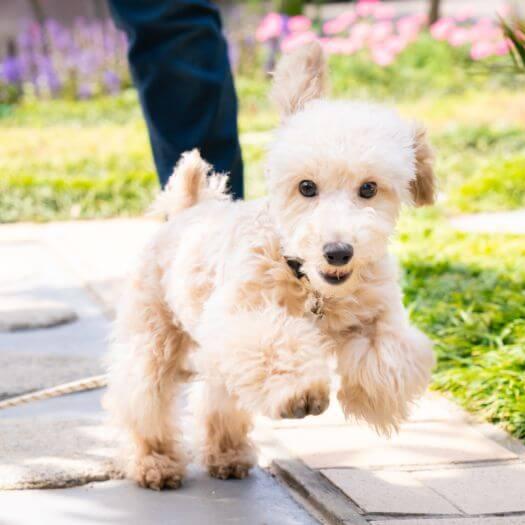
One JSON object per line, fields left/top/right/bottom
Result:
{"left": 396, "top": 210, "right": 525, "bottom": 439}
{"left": 449, "top": 156, "right": 525, "bottom": 213}
{"left": 501, "top": 14, "right": 525, "bottom": 73}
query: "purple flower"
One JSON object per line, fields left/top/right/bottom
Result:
{"left": 1, "top": 56, "right": 22, "bottom": 84}
{"left": 103, "top": 70, "right": 121, "bottom": 93}
{"left": 77, "top": 83, "right": 92, "bottom": 99}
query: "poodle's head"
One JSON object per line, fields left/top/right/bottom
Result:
{"left": 266, "top": 42, "right": 435, "bottom": 297}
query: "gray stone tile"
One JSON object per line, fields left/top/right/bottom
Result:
{"left": 415, "top": 464, "right": 525, "bottom": 514}
{"left": 0, "top": 298, "right": 76, "bottom": 332}
{"left": 0, "top": 415, "right": 117, "bottom": 489}
{"left": 0, "top": 241, "right": 109, "bottom": 397}
{"left": 42, "top": 219, "right": 160, "bottom": 310}
{"left": 0, "top": 352, "right": 103, "bottom": 400}
{"left": 0, "top": 471, "right": 319, "bottom": 525}
{"left": 272, "top": 420, "right": 517, "bottom": 469}
{"left": 322, "top": 468, "right": 459, "bottom": 514}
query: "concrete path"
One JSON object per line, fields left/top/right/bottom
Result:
{"left": 0, "top": 390, "right": 318, "bottom": 525}
{"left": 451, "top": 209, "right": 525, "bottom": 235}
{"left": 2, "top": 218, "right": 525, "bottom": 524}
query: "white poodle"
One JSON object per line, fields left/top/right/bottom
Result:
{"left": 105, "top": 42, "right": 436, "bottom": 490}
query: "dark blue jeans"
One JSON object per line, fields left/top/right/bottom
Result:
{"left": 108, "top": 0, "right": 244, "bottom": 198}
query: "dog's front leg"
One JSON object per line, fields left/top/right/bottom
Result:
{"left": 195, "top": 299, "right": 333, "bottom": 420}
{"left": 336, "top": 304, "right": 435, "bottom": 435}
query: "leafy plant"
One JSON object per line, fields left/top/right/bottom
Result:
{"left": 500, "top": 15, "right": 525, "bottom": 73}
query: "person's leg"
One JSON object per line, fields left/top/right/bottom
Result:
{"left": 108, "top": 0, "right": 244, "bottom": 199}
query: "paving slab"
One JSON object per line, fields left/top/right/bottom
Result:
{"left": 0, "top": 388, "right": 319, "bottom": 524}
{"left": 264, "top": 393, "right": 467, "bottom": 430}
{"left": 34, "top": 219, "right": 157, "bottom": 311}
{"left": 0, "top": 298, "right": 76, "bottom": 332}
{"left": 271, "top": 419, "right": 517, "bottom": 469}
{"left": 0, "top": 471, "right": 319, "bottom": 525}
{"left": 0, "top": 415, "right": 118, "bottom": 489}
{"left": 415, "top": 464, "right": 525, "bottom": 515}
{"left": 321, "top": 468, "right": 460, "bottom": 515}
{"left": 371, "top": 519, "right": 525, "bottom": 525}
{"left": 0, "top": 240, "right": 109, "bottom": 397}
{"left": 0, "top": 352, "right": 103, "bottom": 400}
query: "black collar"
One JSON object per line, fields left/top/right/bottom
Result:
{"left": 285, "top": 257, "right": 307, "bottom": 280}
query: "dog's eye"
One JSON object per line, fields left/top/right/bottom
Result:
{"left": 299, "top": 180, "right": 318, "bottom": 198}
{"left": 358, "top": 182, "right": 377, "bottom": 199}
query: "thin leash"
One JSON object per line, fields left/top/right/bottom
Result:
{"left": 0, "top": 374, "right": 108, "bottom": 411}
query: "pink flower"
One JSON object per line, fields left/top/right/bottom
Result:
{"left": 493, "top": 39, "right": 511, "bottom": 56}
{"left": 321, "top": 37, "right": 359, "bottom": 55}
{"left": 448, "top": 27, "right": 470, "bottom": 47}
{"left": 322, "top": 11, "right": 356, "bottom": 35}
{"left": 281, "top": 31, "right": 317, "bottom": 53}
{"left": 371, "top": 47, "right": 395, "bottom": 66}
{"left": 288, "top": 15, "right": 312, "bottom": 33}
{"left": 384, "top": 35, "right": 408, "bottom": 54}
{"left": 430, "top": 18, "right": 456, "bottom": 41}
{"left": 369, "top": 21, "right": 394, "bottom": 42}
{"left": 255, "top": 13, "right": 283, "bottom": 42}
{"left": 397, "top": 16, "right": 422, "bottom": 42}
{"left": 373, "top": 4, "right": 396, "bottom": 20}
{"left": 356, "top": 2, "right": 377, "bottom": 18}
{"left": 470, "top": 40, "right": 494, "bottom": 60}
{"left": 469, "top": 21, "right": 501, "bottom": 43}
{"left": 351, "top": 22, "right": 372, "bottom": 43}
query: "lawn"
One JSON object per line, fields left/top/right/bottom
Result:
{"left": 397, "top": 209, "right": 525, "bottom": 439}
{"left": 1, "top": 37, "right": 524, "bottom": 441}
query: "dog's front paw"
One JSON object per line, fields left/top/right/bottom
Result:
{"left": 279, "top": 382, "right": 329, "bottom": 419}
{"left": 132, "top": 451, "right": 185, "bottom": 490}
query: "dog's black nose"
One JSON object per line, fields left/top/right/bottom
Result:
{"left": 323, "top": 242, "right": 353, "bottom": 266}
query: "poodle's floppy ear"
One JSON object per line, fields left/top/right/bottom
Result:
{"left": 410, "top": 125, "right": 436, "bottom": 206}
{"left": 271, "top": 41, "right": 328, "bottom": 118}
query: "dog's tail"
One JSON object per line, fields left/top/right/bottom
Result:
{"left": 148, "top": 149, "right": 230, "bottom": 220}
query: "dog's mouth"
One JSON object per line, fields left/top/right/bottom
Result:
{"left": 319, "top": 270, "right": 352, "bottom": 285}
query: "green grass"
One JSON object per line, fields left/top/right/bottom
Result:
{"left": 448, "top": 155, "right": 525, "bottom": 213}
{"left": 396, "top": 210, "right": 525, "bottom": 439}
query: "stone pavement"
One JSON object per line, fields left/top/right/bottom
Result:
{"left": 0, "top": 390, "right": 318, "bottom": 525}
{"left": 2, "top": 218, "right": 525, "bottom": 525}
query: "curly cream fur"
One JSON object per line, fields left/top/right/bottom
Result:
{"left": 105, "top": 42, "right": 436, "bottom": 490}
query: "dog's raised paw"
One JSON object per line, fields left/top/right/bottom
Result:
{"left": 133, "top": 452, "right": 185, "bottom": 490}
{"left": 279, "top": 383, "right": 329, "bottom": 419}
{"left": 208, "top": 462, "right": 252, "bottom": 480}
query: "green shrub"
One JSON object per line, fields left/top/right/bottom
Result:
{"left": 449, "top": 155, "right": 525, "bottom": 212}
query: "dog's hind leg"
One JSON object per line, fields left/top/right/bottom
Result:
{"left": 105, "top": 267, "right": 192, "bottom": 490}
{"left": 198, "top": 382, "right": 256, "bottom": 480}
